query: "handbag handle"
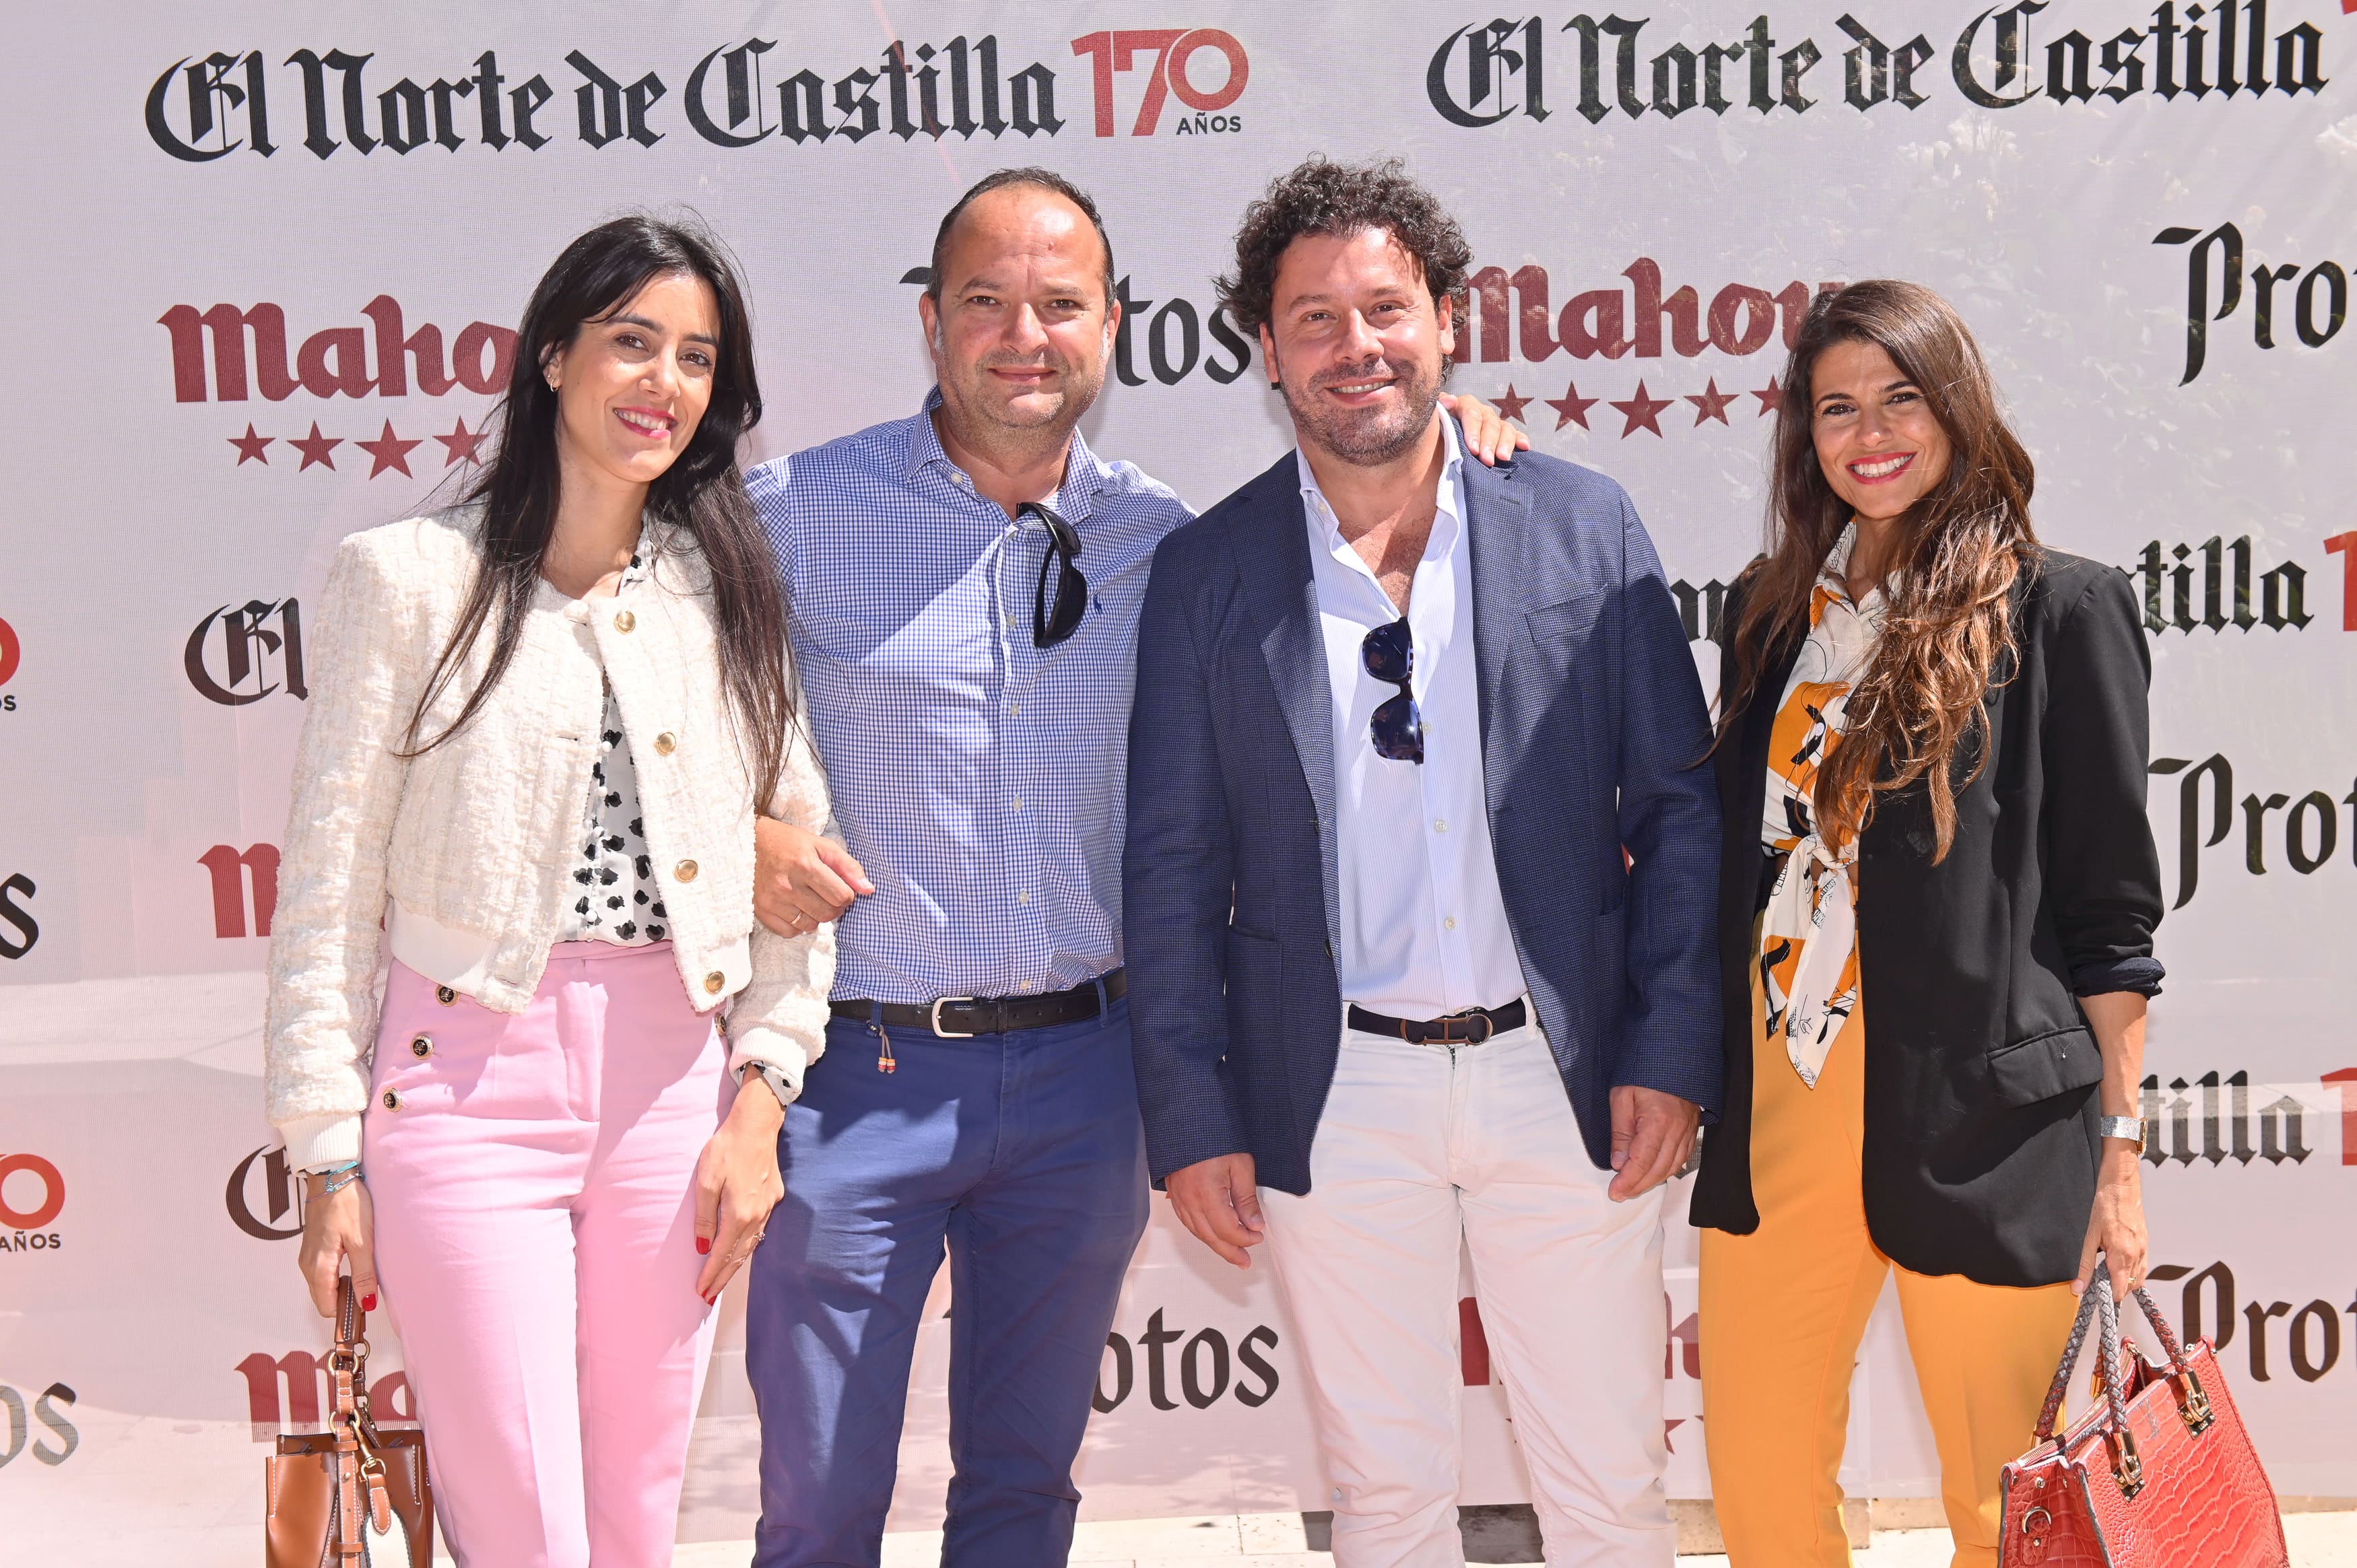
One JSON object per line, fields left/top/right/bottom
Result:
{"left": 2031, "top": 1260, "right": 2217, "bottom": 1497}
{"left": 325, "top": 1276, "right": 398, "bottom": 1553}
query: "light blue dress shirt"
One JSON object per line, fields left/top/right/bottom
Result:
{"left": 747, "top": 390, "right": 1192, "bottom": 1004}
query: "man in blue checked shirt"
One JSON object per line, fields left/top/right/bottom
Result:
{"left": 740, "top": 167, "right": 1523, "bottom": 1568}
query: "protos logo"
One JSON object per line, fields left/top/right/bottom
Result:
{"left": 1092, "top": 1308, "right": 1279, "bottom": 1412}
{"left": 0, "top": 1384, "right": 79, "bottom": 1468}
{"left": 0, "top": 1153, "right": 64, "bottom": 1252}
{"left": 1071, "top": 29, "right": 1247, "bottom": 136}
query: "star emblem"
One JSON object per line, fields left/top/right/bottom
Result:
{"left": 1752, "top": 379, "right": 1785, "bottom": 417}
{"left": 1687, "top": 378, "right": 1739, "bottom": 425}
{"left": 290, "top": 423, "right": 342, "bottom": 471}
{"left": 434, "top": 415, "right": 486, "bottom": 467}
{"left": 228, "top": 424, "right": 273, "bottom": 466}
{"left": 356, "top": 420, "right": 422, "bottom": 479}
{"left": 1609, "top": 380, "right": 1673, "bottom": 438}
{"left": 1543, "top": 380, "right": 1597, "bottom": 432}
{"left": 1492, "top": 384, "right": 1531, "bottom": 423}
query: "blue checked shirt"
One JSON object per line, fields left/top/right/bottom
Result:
{"left": 748, "top": 390, "right": 1193, "bottom": 1004}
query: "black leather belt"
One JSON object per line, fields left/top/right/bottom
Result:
{"left": 831, "top": 969, "right": 1127, "bottom": 1037}
{"left": 1347, "top": 998, "right": 1527, "bottom": 1046}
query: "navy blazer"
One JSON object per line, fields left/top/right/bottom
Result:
{"left": 1123, "top": 432, "right": 1723, "bottom": 1194}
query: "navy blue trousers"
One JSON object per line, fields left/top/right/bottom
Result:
{"left": 745, "top": 998, "right": 1150, "bottom": 1568}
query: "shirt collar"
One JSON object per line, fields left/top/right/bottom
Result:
{"left": 1818, "top": 518, "right": 1899, "bottom": 617}
{"left": 1295, "top": 413, "right": 1467, "bottom": 558}
{"left": 901, "top": 385, "right": 1110, "bottom": 523}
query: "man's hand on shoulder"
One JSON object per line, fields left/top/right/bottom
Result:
{"left": 1607, "top": 1085, "right": 1700, "bottom": 1202}
{"left": 1165, "top": 1153, "right": 1265, "bottom": 1268}
{"left": 753, "top": 817, "right": 874, "bottom": 937}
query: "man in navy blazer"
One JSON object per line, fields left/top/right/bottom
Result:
{"left": 1125, "top": 159, "right": 1721, "bottom": 1566}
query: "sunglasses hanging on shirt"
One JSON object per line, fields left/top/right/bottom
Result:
{"left": 1018, "top": 501, "right": 1088, "bottom": 650}
{"left": 1361, "top": 616, "right": 1424, "bottom": 763}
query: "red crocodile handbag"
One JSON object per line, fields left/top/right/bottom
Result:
{"left": 1999, "top": 1268, "right": 2286, "bottom": 1567}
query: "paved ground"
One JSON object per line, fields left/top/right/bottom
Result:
{"left": 651, "top": 1506, "right": 2357, "bottom": 1566}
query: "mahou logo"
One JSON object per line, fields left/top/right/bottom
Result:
{"left": 238, "top": 1352, "right": 413, "bottom": 1441}
{"left": 0, "top": 1153, "right": 65, "bottom": 1252}
{"left": 201, "top": 844, "right": 280, "bottom": 940}
{"left": 160, "top": 296, "right": 513, "bottom": 404}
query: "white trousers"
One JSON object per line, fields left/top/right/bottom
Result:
{"left": 1260, "top": 1018, "right": 1673, "bottom": 1568}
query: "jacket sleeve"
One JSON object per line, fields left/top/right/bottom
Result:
{"left": 2041, "top": 566, "right": 2166, "bottom": 997}
{"left": 263, "top": 533, "right": 423, "bottom": 1172}
{"left": 725, "top": 691, "right": 840, "bottom": 1098}
{"left": 1610, "top": 491, "right": 1727, "bottom": 1115}
{"left": 1122, "top": 540, "right": 1244, "bottom": 1184}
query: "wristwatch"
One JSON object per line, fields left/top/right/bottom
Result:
{"left": 2096, "top": 1115, "right": 2145, "bottom": 1151}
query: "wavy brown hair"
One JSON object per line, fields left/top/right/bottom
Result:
{"left": 1720, "top": 280, "right": 2040, "bottom": 862}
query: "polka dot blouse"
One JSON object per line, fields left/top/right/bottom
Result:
{"left": 556, "top": 545, "right": 669, "bottom": 947}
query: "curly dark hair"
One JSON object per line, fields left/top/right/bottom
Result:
{"left": 1216, "top": 157, "right": 1473, "bottom": 339}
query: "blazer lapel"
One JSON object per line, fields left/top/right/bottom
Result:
{"left": 1232, "top": 452, "right": 1343, "bottom": 960}
{"left": 1459, "top": 440, "right": 1534, "bottom": 817}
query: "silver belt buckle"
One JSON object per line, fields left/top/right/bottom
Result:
{"left": 929, "top": 997, "right": 978, "bottom": 1039}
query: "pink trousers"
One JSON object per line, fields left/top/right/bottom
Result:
{"left": 365, "top": 942, "right": 725, "bottom": 1568}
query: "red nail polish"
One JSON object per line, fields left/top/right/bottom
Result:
{"left": 361, "top": 1294, "right": 377, "bottom": 1312}
{"left": 703, "top": 1292, "right": 716, "bottom": 1306}
{"left": 696, "top": 1237, "right": 710, "bottom": 1255}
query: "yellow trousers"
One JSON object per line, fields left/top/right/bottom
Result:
{"left": 1698, "top": 990, "right": 2078, "bottom": 1568}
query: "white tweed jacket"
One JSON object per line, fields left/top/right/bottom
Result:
{"left": 264, "top": 505, "right": 835, "bottom": 1172}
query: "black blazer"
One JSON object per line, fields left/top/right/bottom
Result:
{"left": 1688, "top": 549, "right": 2164, "bottom": 1287}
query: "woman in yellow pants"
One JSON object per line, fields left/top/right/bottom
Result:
{"left": 1689, "top": 281, "right": 2163, "bottom": 1568}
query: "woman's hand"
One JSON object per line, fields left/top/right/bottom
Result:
{"left": 2075, "top": 1143, "right": 2148, "bottom": 1298}
{"left": 1439, "top": 393, "right": 1533, "bottom": 467}
{"left": 297, "top": 1173, "right": 378, "bottom": 1318}
{"left": 692, "top": 1073, "right": 787, "bottom": 1303}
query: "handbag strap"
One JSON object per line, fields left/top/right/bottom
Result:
{"left": 327, "top": 1276, "right": 394, "bottom": 1561}
{"left": 2034, "top": 1268, "right": 2136, "bottom": 1445}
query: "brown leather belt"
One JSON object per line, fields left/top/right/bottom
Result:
{"left": 831, "top": 969, "right": 1127, "bottom": 1037}
{"left": 1347, "top": 998, "right": 1527, "bottom": 1046}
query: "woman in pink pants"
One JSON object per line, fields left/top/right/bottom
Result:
{"left": 263, "top": 215, "right": 835, "bottom": 1567}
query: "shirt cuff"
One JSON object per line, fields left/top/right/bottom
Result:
{"left": 727, "top": 1025, "right": 814, "bottom": 1104}
{"left": 2071, "top": 956, "right": 2164, "bottom": 999}
{"left": 279, "top": 1112, "right": 364, "bottom": 1175}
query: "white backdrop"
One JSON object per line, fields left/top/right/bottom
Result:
{"left": 4, "top": 2, "right": 2355, "bottom": 1559}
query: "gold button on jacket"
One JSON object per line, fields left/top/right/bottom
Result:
{"left": 675, "top": 859, "right": 699, "bottom": 882}
{"left": 653, "top": 731, "right": 677, "bottom": 755}
{"left": 409, "top": 1035, "right": 432, "bottom": 1058}
{"left": 704, "top": 971, "right": 725, "bottom": 994}
{"left": 613, "top": 609, "right": 636, "bottom": 633}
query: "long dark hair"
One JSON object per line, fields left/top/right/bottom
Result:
{"left": 1719, "top": 280, "right": 2040, "bottom": 862}
{"left": 401, "top": 214, "right": 791, "bottom": 805}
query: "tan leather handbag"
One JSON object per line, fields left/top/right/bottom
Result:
{"left": 265, "top": 1277, "right": 434, "bottom": 1567}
